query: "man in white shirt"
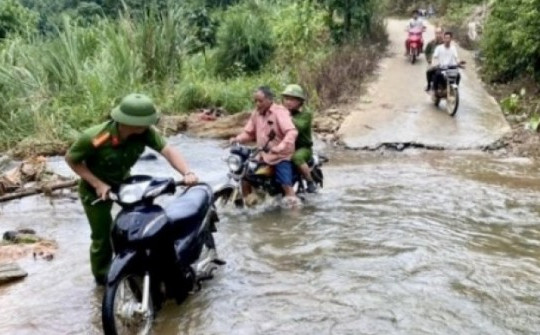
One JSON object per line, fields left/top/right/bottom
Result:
{"left": 427, "top": 31, "right": 461, "bottom": 91}
{"left": 407, "top": 10, "right": 425, "bottom": 30}
{"left": 432, "top": 32, "right": 459, "bottom": 67}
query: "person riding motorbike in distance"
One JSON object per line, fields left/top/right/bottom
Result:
{"left": 424, "top": 26, "right": 445, "bottom": 91}
{"left": 281, "top": 84, "right": 317, "bottom": 193}
{"left": 229, "top": 86, "right": 299, "bottom": 202}
{"left": 405, "top": 10, "right": 426, "bottom": 56}
{"left": 428, "top": 31, "right": 464, "bottom": 93}
{"left": 65, "top": 93, "right": 199, "bottom": 286}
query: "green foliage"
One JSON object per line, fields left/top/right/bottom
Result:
{"left": 316, "top": 0, "right": 385, "bottom": 43}
{"left": 481, "top": 0, "right": 540, "bottom": 82}
{"left": 500, "top": 93, "right": 521, "bottom": 114}
{"left": 271, "top": 1, "right": 330, "bottom": 63}
{"left": 0, "top": 0, "right": 38, "bottom": 38}
{"left": 0, "top": 0, "right": 386, "bottom": 151}
{"left": 213, "top": 3, "right": 275, "bottom": 76}
{"left": 184, "top": 7, "right": 217, "bottom": 56}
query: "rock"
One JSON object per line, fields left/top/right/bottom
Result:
{"left": 3, "top": 230, "right": 42, "bottom": 244}
{"left": 0, "top": 263, "right": 27, "bottom": 285}
{"left": 0, "top": 155, "right": 10, "bottom": 172}
{"left": 1, "top": 229, "right": 57, "bottom": 263}
{"left": 157, "top": 115, "right": 189, "bottom": 136}
{"left": 9, "top": 139, "right": 68, "bottom": 159}
{"left": 313, "top": 118, "right": 338, "bottom": 133}
{"left": 187, "top": 112, "right": 251, "bottom": 139}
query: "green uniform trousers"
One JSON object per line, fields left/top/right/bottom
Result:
{"left": 79, "top": 181, "right": 113, "bottom": 282}
{"left": 292, "top": 147, "right": 313, "bottom": 167}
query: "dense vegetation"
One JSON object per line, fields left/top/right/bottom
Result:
{"left": 0, "top": 0, "right": 386, "bottom": 152}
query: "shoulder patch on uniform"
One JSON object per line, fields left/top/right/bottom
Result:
{"left": 92, "top": 132, "right": 111, "bottom": 148}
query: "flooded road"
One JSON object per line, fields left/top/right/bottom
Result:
{"left": 1, "top": 138, "right": 540, "bottom": 334}
{"left": 339, "top": 19, "right": 510, "bottom": 149}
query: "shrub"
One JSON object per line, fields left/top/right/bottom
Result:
{"left": 481, "top": 0, "right": 540, "bottom": 82}
{"left": 213, "top": 4, "right": 275, "bottom": 76}
{"left": 0, "top": 0, "right": 38, "bottom": 39}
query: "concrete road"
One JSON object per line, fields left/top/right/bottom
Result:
{"left": 338, "top": 19, "right": 510, "bottom": 150}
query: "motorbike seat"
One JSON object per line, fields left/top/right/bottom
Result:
{"left": 164, "top": 185, "right": 212, "bottom": 236}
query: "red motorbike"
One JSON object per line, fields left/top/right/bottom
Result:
{"left": 406, "top": 27, "right": 424, "bottom": 64}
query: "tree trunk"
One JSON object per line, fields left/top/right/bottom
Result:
{"left": 0, "top": 180, "right": 78, "bottom": 203}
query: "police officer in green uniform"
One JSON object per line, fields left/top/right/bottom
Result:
{"left": 281, "top": 84, "right": 317, "bottom": 193}
{"left": 66, "top": 93, "right": 198, "bottom": 285}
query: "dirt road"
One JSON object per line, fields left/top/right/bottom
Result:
{"left": 338, "top": 19, "right": 510, "bottom": 150}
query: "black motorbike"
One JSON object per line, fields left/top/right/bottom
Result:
{"left": 100, "top": 175, "right": 225, "bottom": 335}
{"left": 432, "top": 61, "right": 466, "bottom": 117}
{"left": 215, "top": 131, "right": 328, "bottom": 207}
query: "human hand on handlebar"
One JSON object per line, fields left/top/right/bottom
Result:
{"left": 183, "top": 172, "right": 199, "bottom": 185}
{"left": 95, "top": 182, "right": 111, "bottom": 201}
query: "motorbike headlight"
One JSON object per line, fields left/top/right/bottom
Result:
{"left": 118, "top": 181, "right": 151, "bottom": 204}
{"left": 227, "top": 154, "right": 242, "bottom": 173}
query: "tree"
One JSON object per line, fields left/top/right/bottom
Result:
{"left": 481, "top": 0, "right": 540, "bottom": 82}
{"left": 0, "top": 0, "right": 38, "bottom": 39}
{"left": 184, "top": 7, "right": 217, "bottom": 57}
{"left": 315, "top": 0, "right": 381, "bottom": 43}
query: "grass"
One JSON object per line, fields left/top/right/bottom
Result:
{"left": 0, "top": 1, "right": 387, "bottom": 157}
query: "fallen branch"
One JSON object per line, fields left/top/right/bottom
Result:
{"left": 0, "top": 180, "right": 78, "bottom": 203}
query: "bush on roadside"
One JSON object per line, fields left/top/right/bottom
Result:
{"left": 213, "top": 4, "right": 275, "bottom": 77}
{"left": 481, "top": 0, "right": 540, "bottom": 83}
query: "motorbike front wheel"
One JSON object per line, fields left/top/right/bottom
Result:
{"left": 102, "top": 273, "right": 154, "bottom": 335}
{"left": 410, "top": 49, "right": 417, "bottom": 64}
{"left": 432, "top": 93, "right": 441, "bottom": 107}
{"left": 446, "top": 85, "right": 459, "bottom": 117}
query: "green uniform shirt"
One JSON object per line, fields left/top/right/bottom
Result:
{"left": 425, "top": 39, "right": 443, "bottom": 64}
{"left": 67, "top": 120, "right": 166, "bottom": 187}
{"left": 291, "top": 108, "right": 313, "bottom": 149}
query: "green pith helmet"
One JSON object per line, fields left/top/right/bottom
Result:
{"left": 111, "top": 93, "right": 159, "bottom": 127}
{"left": 281, "top": 84, "right": 306, "bottom": 101}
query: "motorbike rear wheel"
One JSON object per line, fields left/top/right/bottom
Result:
{"left": 446, "top": 85, "right": 460, "bottom": 117}
{"left": 102, "top": 273, "right": 154, "bottom": 335}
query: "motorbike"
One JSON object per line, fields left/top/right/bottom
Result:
{"left": 100, "top": 175, "right": 226, "bottom": 335}
{"left": 432, "top": 61, "right": 466, "bottom": 117}
{"left": 215, "top": 131, "right": 328, "bottom": 207}
{"left": 406, "top": 27, "right": 424, "bottom": 64}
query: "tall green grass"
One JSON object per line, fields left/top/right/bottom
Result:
{"left": 0, "top": 0, "right": 385, "bottom": 153}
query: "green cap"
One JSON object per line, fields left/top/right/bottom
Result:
{"left": 111, "top": 93, "right": 159, "bottom": 127}
{"left": 281, "top": 84, "right": 306, "bottom": 100}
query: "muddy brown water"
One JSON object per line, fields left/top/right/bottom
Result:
{"left": 1, "top": 136, "right": 540, "bottom": 334}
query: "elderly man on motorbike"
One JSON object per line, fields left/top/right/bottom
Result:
{"left": 427, "top": 31, "right": 462, "bottom": 93}
{"left": 230, "top": 86, "right": 299, "bottom": 202}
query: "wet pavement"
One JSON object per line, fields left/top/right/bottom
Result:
{"left": 1, "top": 137, "right": 540, "bottom": 334}
{"left": 338, "top": 19, "right": 511, "bottom": 150}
